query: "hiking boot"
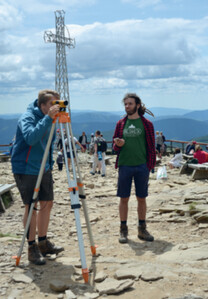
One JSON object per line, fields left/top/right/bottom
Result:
{"left": 138, "top": 223, "right": 154, "bottom": 242}
{"left": 28, "top": 243, "right": 46, "bottom": 265}
{"left": 38, "top": 239, "right": 64, "bottom": 256}
{"left": 90, "top": 171, "right": 95, "bottom": 175}
{"left": 119, "top": 224, "right": 128, "bottom": 244}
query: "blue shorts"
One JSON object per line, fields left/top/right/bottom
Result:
{"left": 117, "top": 164, "right": 149, "bottom": 198}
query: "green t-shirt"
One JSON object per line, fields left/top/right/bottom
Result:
{"left": 118, "top": 118, "right": 147, "bottom": 166}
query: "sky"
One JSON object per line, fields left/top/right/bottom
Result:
{"left": 1, "top": 0, "right": 208, "bottom": 114}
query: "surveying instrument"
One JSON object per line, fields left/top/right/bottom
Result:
{"left": 13, "top": 100, "right": 97, "bottom": 283}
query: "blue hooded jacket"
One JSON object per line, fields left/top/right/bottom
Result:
{"left": 11, "top": 99, "right": 54, "bottom": 175}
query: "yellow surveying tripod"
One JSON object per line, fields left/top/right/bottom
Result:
{"left": 13, "top": 101, "right": 96, "bottom": 283}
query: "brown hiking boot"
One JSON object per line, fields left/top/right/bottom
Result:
{"left": 28, "top": 243, "right": 46, "bottom": 265}
{"left": 38, "top": 239, "right": 64, "bottom": 256}
{"left": 119, "top": 224, "right": 128, "bottom": 244}
{"left": 138, "top": 223, "right": 154, "bottom": 242}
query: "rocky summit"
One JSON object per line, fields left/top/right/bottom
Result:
{"left": 1, "top": 153, "right": 208, "bottom": 299}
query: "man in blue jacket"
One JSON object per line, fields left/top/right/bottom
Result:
{"left": 11, "top": 89, "right": 64, "bottom": 265}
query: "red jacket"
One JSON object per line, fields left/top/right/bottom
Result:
{"left": 113, "top": 115, "right": 156, "bottom": 170}
{"left": 194, "top": 151, "right": 206, "bottom": 164}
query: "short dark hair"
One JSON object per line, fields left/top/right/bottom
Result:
{"left": 175, "top": 148, "right": 181, "bottom": 154}
{"left": 95, "top": 130, "right": 101, "bottom": 136}
{"left": 38, "top": 89, "right": 60, "bottom": 107}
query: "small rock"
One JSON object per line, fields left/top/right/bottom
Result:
{"left": 94, "top": 271, "right": 107, "bottom": 282}
{"left": 12, "top": 271, "right": 34, "bottom": 284}
{"left": 96, "top": 278, "right": 134, "bottom": 295}
{"left": 49, "top": 280, "right": 69, "bottom": 292}
{"left": 84, "top": 292, "right": 100, "bottom": 299}
{"left": 65, "top": 289, "right": 77, "bottom": 299}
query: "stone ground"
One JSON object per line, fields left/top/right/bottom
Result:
{"left": 0, "top": 153, "right": 208, "bottom": 299}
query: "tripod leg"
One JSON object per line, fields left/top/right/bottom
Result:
{"left": 68, "top": 123, "right": 97, "bottom": 255}
{"left": 61, "top": 122, "right": 89, "bottom": 282}
{"left": 13, "top": 122, "right": 56, "bottom": 266}
{"left": 77, "top": 177, "right": 97, "bottom": 255}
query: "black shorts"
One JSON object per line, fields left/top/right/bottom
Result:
{"left": 117, "top": 164, "right": 149, "bottom": 198}
{"left": 14, "top": 170, "right": 54, "bottom": 205}
{"left": 156, "top": 144, "right": 161, "bottom": 153}
{"left": 67, "top": 151, "right": 75, "bottom": 159}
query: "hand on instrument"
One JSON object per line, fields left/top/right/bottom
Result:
{"left": 48, "top": 104, "right": 60, "bottom": 119}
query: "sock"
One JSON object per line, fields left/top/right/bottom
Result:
{"left": 38, "top": 236, "right": 46, "bottom": 242}
{"left": 28, "top": 240, "right": 36, "bottom": 246}
{"left": 121, "top": 220, "right": 127, "bottom": 226}
{"left": 139, "top": 220, "right": 146, "bottom": 226}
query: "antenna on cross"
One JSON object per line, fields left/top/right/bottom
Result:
{"left": 44, "top": 10, "right": 75, "bottom": 113}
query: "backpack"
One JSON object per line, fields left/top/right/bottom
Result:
{"left": 97, "top": 138, "right": 107, "bottom": 152}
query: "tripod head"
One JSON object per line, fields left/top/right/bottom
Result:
{"left": 52, "top": 100, "right": 68, "bottom": 111}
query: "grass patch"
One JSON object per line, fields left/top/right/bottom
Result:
{"left": 189, "top": 202, "right": 197, "bottom": 211}
{"left": 1, "top": 192, "right": 13, "bottom": 209}
{"left": 0, "top": 232, "right": 20, "bottom": 238}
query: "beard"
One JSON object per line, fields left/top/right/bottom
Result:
{"left": 126, "top": 105, "right": 138, "bottom": 115}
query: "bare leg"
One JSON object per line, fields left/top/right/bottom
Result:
{"left": 168, "top": 163, "right": 174, "bottom": 169}
{"left": 67, "top": 158, "right": 71, "bottom": 169}
{"left": 23, "top": 204, "right": 37, "bottom": 242}
{"left": 136, "top": 197, "right": 146, "bottom": 220}
{"left": 119, "top": 197, "right": 129, "bottom": 221}
{"left": 37, "top": 201, "right": 53, "bottom": 237}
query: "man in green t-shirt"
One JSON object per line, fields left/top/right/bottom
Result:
{"left": 113, "top": 93, "right": 156, "bottom": 244}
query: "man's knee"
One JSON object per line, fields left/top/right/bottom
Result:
{"left": 137, "top": 197, "right": 146, "bottom": 202}
{"left": 25, "top": 204, "right": 37, "bottom": 216}
{"left": 120, "top": 197, "right": 129, "bottom": 204}
{"left": 40, "top": 201, "right": 53, "bottom": 210}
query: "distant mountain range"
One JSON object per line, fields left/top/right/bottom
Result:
{"left": 0, "top": 107, "right": 208, "bottom": 145}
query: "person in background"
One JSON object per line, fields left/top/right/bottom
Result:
{"left": 79, "top": 132, "right": 87, "bottom": 153}
{"left": 185, "top": 141, "right": 196, "bottom": 155}
{"left": 194, "top": 145, "right": 207, "bottom": 164}
{"left": 90, "top": 130, "right": 106, "bottom": 176}
{"left": 160, "top": 131, "right": 166, "bottom": 155}
{"left": 65, "top": 135, "right": 84, "bottom": 168}
{"left": 89, "top": 133, "right": 95, "bottom": 155}
{"left": 11, "top": 89, "right": 64, "bottom": 265}
{"left": 113, "top": 93, "right": 156, "bottom": 244}
{"left": 56, "top": 151, "right": 64, "bottom": 171}
{"left": 155, "top": 131, "right": 163, "bottom": 158}
{"left": 168, "top": 148, "right": 183, "bottom": 169}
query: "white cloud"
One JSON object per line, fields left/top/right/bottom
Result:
{"left": 1, "top": 3, "right": 208, "bottom": 111}
{"left": 66, "top": 18, "right": 204, "bottom": 79}
{"left": 0, "top": 1, "right": 22, "bottom": 31}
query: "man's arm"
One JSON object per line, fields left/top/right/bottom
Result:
{"left": 76, "top": 140, "right": 84, "bottom": 152}
{"left": 113, "top": 122, "right": 125, "bottom": 151}
{"left": 19, "top": 104, "right": 59, "bottom": 146}
{"left": 19, "top": 114, "right": 53, "bottom": 146}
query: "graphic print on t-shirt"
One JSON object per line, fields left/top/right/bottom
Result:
{"left": 123, "top": 124, "right": 142, "bottom": 138}
{"left": 118, "top": 118, "right": 146, "bottom": 167}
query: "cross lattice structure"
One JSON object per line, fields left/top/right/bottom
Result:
{"left": 44, "top": 10, "right": 75, "bottom": 109}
